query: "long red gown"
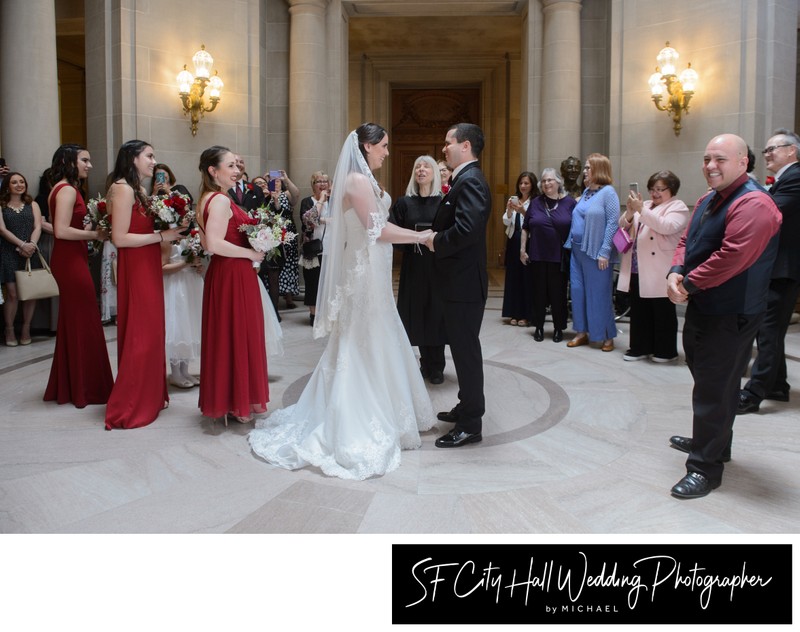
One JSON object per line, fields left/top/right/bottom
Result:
{"left": 199, "top": 193, "right": 269, "bottom": 418}
{"left": 104, "top": 200, "right": 169, "bottom": 429}
{"left": 43, "top": 183, "right": 114, "bottom": 408}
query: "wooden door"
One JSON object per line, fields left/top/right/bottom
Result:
{"left": 390, "top": 88, "right": 481, "bottom": 198}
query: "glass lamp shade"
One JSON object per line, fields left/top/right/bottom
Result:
{"left": 648, "top": 70, "right": 665, "bottom": 96}
{"left": 192, "top": 46, "right": 214, "bottom": 79}
{"left": 177, "top": 66, "right": 194, "bottom": 94}
{"left": 208, "top": 73, "right": 224, "bottom": 99}
{"left": 679, "top": 64, "right": 698, "bottom": 92}
{"left": 656, "top": 43, "right": 679, "bottom": 76}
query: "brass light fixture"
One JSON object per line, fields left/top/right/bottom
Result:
{"left": 177, "top": 45, "right": 224, "bottom": 136}
{"left": 648, "top": 42, "right": 698, "bottom": 136}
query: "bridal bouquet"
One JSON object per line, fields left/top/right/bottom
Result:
{"left": 239, "top": 207, "right": 297, "bottom": 268}
{"left": 180, "top": 228, "right": 207, "bottom": 264}
{"left": 84, "top": 194, "right": 111, "bottom": 255}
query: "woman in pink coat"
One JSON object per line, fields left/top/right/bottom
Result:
{"left": 617, "top": 170, "right": 689, "bottom": 362}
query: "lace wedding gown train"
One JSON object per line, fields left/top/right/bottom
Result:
{"left": 248, "top": 198, "right": 434, "bottom": 480}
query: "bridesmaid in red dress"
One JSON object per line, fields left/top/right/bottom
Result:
{"left": 104, "top": 140, "right": 184, "bottom": 430}
{"left": 44, "top": 144, "right": 114, "bottom": 408}
{"left": 197, "top": 146, "right": 268, "bottom": 423}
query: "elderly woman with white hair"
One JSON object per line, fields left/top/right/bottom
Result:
{"left": 390, "top": 155, "right": 447, "bottom": 384}
{"left": 520, "top": 167, "right": 577, "bottom": 342}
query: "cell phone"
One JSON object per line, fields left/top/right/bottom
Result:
{"left": 155, "top": 171, "right": 167, "bottom": 185}
{"left": 629, "top": 183, "right": 639, "bottom": 195}
{"left": 269, "top": 170, "right": 281, "bottom": 179}
{"left": 267, "top": 179, "right": 277, "bottom": 192}
{"left": 509, "top": 195, "right": 519, "bottom": 205}
{"left": 0, "top": 157, "right": 6, "bottom": 168}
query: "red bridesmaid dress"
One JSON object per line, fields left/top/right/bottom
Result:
{"left": 44, "top": 183, "right": 114, "bottom": 407}
{"left": 199, "top": 193, "right": 269, "bottom": 418}
{"left": 104, "top": 200, "right": 169, "bottom": 429}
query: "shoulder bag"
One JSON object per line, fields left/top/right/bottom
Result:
{"left": 15, "top": 249, "right": 59, "bottom": 301}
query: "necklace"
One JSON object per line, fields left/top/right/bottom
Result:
{"left": 544, "top": 196, "right": 559, "bottom": 214}
{"left": 584, "top": 187, "right": 600, "bottom": 200}
{"left": 5, "top": 202, "right": 25, "bottom": 213}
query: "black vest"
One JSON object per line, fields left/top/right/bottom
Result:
{"left": 684, "top": 179, "right": 778, "bottom": 315}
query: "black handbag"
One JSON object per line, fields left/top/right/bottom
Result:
{"left": 302, "top": 238, "right": 323, "bottom": 259}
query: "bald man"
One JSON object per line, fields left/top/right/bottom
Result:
{"left": 666, "top": 134, "right": 782, "bottom": 499}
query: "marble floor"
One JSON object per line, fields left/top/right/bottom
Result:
{"left": 1, "top": 275, "right": 798, "bottom": 536}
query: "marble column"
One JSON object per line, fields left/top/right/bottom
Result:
{"left": 539, "top": 0, "right": 582, "bottom": 170}
{"left": 287, "top": 0, "right": 331, "bottom": 189}
{"left": 0, "top": 0, "right": 61, "bottom": 187}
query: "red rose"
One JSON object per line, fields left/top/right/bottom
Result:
{"left": 98, "top": 201, "right": 107, "bottom": 213}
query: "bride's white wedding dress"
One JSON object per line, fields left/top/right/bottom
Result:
{"left": 248, "top": 193, "right": 434, "bottom": 480}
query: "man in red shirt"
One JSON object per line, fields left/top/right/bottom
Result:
{"left": 666, "top": 133, "right": 782, "bottom": 499}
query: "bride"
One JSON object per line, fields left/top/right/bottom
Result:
{"left": 248, "top": 123, "right": 435, "bottom": 480}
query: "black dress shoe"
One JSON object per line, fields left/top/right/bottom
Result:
{"left": 428, "top": 371, "right": 444, "bottom": 385}
{"left": 553, "top": 329, "right": 563, "bottom": 343}
{"left": 533, "top": 327, "right": 544, "bottom": 342}
{"left": 437, "top": 407, "right": 460, "bottom": 423}
{"left": 669, "top": 435, "right": 730, "bottom": 462}
{"left": 737, "top": 390, "right": 760, "bottom": 414}
{"left": 435, "top": 429, "right": 482, "bottom": 448}
{"left": 764, "top": 389, "right": 790, "bottom": 402}
{"left": 670, "top": 472, "right": 720, "bottom": 499}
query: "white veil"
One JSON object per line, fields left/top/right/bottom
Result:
{"left": 312, "top": 130, "right": 384, "bottom": 338}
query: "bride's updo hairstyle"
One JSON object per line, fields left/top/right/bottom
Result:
{"left": 356, "top": 123, "right": 387, "bottom": 162}
{"left": 199, "top": 145, "right": 232, "bottom": 196}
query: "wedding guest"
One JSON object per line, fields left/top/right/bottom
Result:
{"left": 197, "top": 145, "right": 268, "bottom": 424}
{"left": 298, "top": 171, "right": 330, "bottom": 326}
{"left": 161, "top": 237, "right": 203, "bottom": 388}
{"left": 104, "top": 140, "right": 183, "bottom": 430}
{"left": 565, "top": 153, "right": 620, "bottom": 352}
{"left": 265, "top": 175, "right": 300, "bottom": 309}
{"left": 438, "top": 160, "right": 452, "bottom": 194}
{"left": 391, "top": 156, "right": 447, "bottom": 383}
{"left": 43, "top": 144, "right": 113, "bottom": 407}
{"left": 251, "top": 176, "right": 269, "bottom": 196}
{"left": 502, "top": 171, "right": 536, "bottom": 327}
{"left": 617, "top": 171, "right": 689, "bottom": 362}
{"left": 0, "top": 172, "right": 43, "bottom": 346}
{"left": 520, "top": 168, "right": 576, "bottom": 342}
{"left": 227, "top": 155, "right": 265, "bottom": 212}
{"left": 100, "top": 241, "right": 117, "bottom": 325}
{"left": 151, "top": 163, "right": 194, "bottom": 206}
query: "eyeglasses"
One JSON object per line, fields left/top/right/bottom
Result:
{"left": 648, "top": 187, "right": 669, "bottom": 193}
{"left": 313, "top": 180, "right": 329, "bottom": 185}
{"left": 541, "top": 178, "right": 557, "bottom": 184}
{"left": 762, "top": 144, "right": 792, "bottom": 155}
{"left": 583, "top": 166, "right": 591, "bottom": 171}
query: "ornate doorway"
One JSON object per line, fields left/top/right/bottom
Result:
{"left": 390, "top": 88, "right": 481, "bottom": 197}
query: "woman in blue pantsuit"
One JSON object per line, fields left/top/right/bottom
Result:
{"left": 565, "top": 153, "right": 620, "bottom": 352}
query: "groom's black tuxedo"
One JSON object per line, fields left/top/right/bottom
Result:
{"left": 432, "top": 160, "right": 491, "bottom": 434}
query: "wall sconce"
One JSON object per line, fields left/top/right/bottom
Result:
{"left": 648, "top": 42, "right": 698, "bottom": 136}
{"left": 177, "top": 45, "right": 224, "bottom": 136}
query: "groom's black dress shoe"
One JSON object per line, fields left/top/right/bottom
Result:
{"left": 428, "top": 370, "right": 444, "bottom": 385}
{"left": 553, "top": 329, "right": 563, "bottom": 343}
{"left": 435, "top": 429, "right": 482, "bottom": 448}
{"left": 736, "top": 389, "right": 761, "bottom": 414}
{"left": 533, "top": 327, "right": 544, "bottom": 342}
{"left": 437, "top": 407, "right": 460, "bottom": 423}
{"left": 670, "top": 472, "right": 720, "bottom": 499}
{"left": 669, "top": 435, "right": 730, "bottom": 462}
{"left": 764, "top": 389, "right": 790, "bottom": 402}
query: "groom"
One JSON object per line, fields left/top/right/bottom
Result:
{"left": 425, "top": 123, "right": 491, "bottom": 448}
